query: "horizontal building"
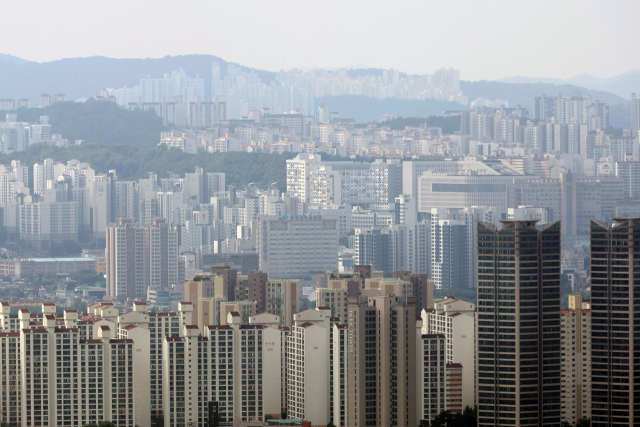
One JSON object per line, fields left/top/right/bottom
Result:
{"left": 0, "top": 257, "right": 96, "bottom": 279}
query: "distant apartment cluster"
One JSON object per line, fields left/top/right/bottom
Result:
{"left": 0, "top": 114, "right": 69, "bottom": 153}
{"left": 95, "top": 64, "right": 466, "bottom": 125}
{"left": 1, "top": 148, "right": 637, "bottom": 296}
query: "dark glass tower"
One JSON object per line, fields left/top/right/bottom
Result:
{"left": 590, "top": 217, "right": 640, "bottom": 427}
{"left": 476, "top": 219, "right": 561, "bottom": 427}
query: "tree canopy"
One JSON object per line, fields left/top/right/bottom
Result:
{"left": 426, "top": 407, "right": 477, "bottom": 427}
{"left": 0, "top": 142, "right": 297, "bottom": 191}
{"left": 15, "top": 99, "right": 167, "bottom": 149}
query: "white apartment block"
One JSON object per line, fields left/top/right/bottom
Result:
{"left": 287, "top": 318, "right": 329, "bottom": 425}
{"left": 616, "top": 161, "right": 640, "bottom": 199}
{"left": 186, "top": 99, "right": 226, "bottom": 128}
{"left": 163, "top": 319, "right": 283, "bottom": 426}
{"left": 422, "top": 297, "right": 477, "bottom": 408}
{"left": 106, "top": 218, "right": 179, "bottom": 301}
{"left": 33, "top": 158, "right": 65, "bottom": 194}
{"left": 19, "top": 201, "right": 78, "bottom": 250}
{"left": 257, "top": 215, "right": 338, "bottom": 279}
{"left": 309, "top": 161, "right": 398, "bottom": 207}
{"left": 0, "top": 164, "right": 29, "bottom": 208}
{"left": 286, "top": 153, "right": 322, "bottom": 203}
{"left": 17, "top": 311, "right": 142, "bottom": 427}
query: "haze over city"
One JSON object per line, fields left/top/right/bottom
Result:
{"left": 2, "top": 0, "right": 640, "bottom": 80}
{"left": 1, "top": 2, "right": 640, "bottom": 427}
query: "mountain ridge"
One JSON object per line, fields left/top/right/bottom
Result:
{"left": 0, "top": 55, "right": 630, "bottom": 122}
{"left": 498, "top": 71, "right": 640, "bottom": 98}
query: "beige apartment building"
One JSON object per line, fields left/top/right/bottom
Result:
{"left": 422, "top": 296, "right": 476, "bottom": 408}
{"left": 561, "top": 295, "right": 591, "bottom": 425}
{"left": 162, "top": 317, "right": 284, "bottom": 426}
{"left": 333, "top": 295, "right": 417, "bottom": 427}
{"left": 16, "top": 307, "right": 144, "bottom": 427}
{"left": 266, "top": 280, "right": 299, "bottom": 328}
{"left": 316, "top": 272, "right": 433, "bottom": 320}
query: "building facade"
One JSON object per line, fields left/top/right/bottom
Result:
{"left": 476, "top": 219, "right": 562, "bottom": 427}
{"left": 590, "top": 217, "right": 640, "bottom": 427}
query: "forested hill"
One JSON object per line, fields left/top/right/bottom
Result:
{"left": 13, "top": 100, "right": 167, "bottom": 149}
{"left": 0, "top": 54, "right": 275, "bottom": 102}
{"left": 0, "top": 143, "right": 295, "bottom": 191}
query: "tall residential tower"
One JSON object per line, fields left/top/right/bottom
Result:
{"left": 476, "top": 219, "right": 561, "bottom": 427}
{"left": 590, "top": 217, "right": 640, "bottom": 427}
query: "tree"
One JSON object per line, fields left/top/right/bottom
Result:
{"left": 431, "top": 410, "right": 457, "bottom": 427}
{"left": 70, "top": 298, "right": 88, "bottom": 313}
{"left": 459, "top": 406, "right": 477, "bottom": 427}
{"left": 98, "top": 421, "right": 116, "bottom": 427}
{"left": 152, "top": 416, "right": 164, "bottom": 427}
{"left": 81, "top": 423, "right": 98, "bottom": 427}
{"left": 576, "top": 418, "right": 590, "bottom": 427}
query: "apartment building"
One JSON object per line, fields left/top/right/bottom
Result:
{"left": 287, "top": 309, "right": 332, "bottom": 425}
{"left": 560, "top": 295, "right": 591, "bottom": 425}
{"left": 476, "top": 219, "right": 562, "bottom": 427}
{"left": 0, "top": 330, "right": 20, "bottom": 426}
{"left": 17, "top": 311, "right": 142, "bottom": 427}
{"left": 590, "top": 217, "right": 640, "bottom": 427}
{"left": 162, "top": 318, "right": 283, "bottom": 426}
{"left": 106, "top": 218, "right": 179, "bottom": 301}
{"left": 257, "top": 215, "right": 338, "bottom": 279}
{"left": 615, "top": 161, "right": 640, "bottom": 199}
{"left": 417, "top": 334, "right": 464, "bottom": 424}
{"left": 422, "top": 296, "right": 476, "bottom": 408}
{"left": 266, "top": 280, "right": 299, "bottom": 328}
{"left": 309, "top": 160, "right": 401, "bottom": 207}
{"left": 334, "top": 295, "right": 417, "bottom": 427}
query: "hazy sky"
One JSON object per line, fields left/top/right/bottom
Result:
{"left": 4, "top": 0, "right": 639, "bottom": 81}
